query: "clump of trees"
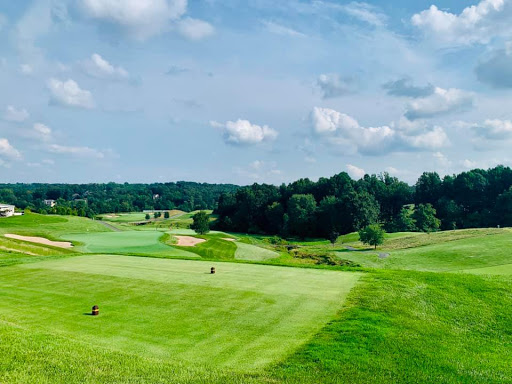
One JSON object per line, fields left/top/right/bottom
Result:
{"left": 215, "top": 166, "right": 512, "bottom": 239}
{"left": 0, "top": 182, "right": 238, "bottom": 218}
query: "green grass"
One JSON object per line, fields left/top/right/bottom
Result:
{"left": 269, "top": 270, "right": 512, "bottom": 383}
{"left": 235, "top": 242, "right": 280, "bottom": 261}
{"left": 173, "top": 234, "right": 237, "bottom": 260}
{"left": 0, "top": 254, "right": 360, "bottom": 381}
{"left": 61, "top": 231, "right": 198, "bottom": 258}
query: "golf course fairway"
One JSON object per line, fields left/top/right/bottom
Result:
{"left": 0, "top": 255, "right": 360, "bottom": 370}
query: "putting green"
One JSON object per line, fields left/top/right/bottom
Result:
{"left": 0, "top": 255, "right": 360, "bottom": 370}
{"left": 61, "top": 231, "right": 197, "bottom": 257}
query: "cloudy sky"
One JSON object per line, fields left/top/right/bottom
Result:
{"left": 1, "top": 0, "right": 512, "bottom": 185}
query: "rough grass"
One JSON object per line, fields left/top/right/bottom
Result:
{"left": 0, "top": 255, "right": 360, "bottom": 380}
{"left": 173, "top": 234, "right": 237, "bottom": 260}
{"left": 235, "top": 242, "right": 280, "bottom": 261}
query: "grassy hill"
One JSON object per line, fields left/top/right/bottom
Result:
{"left": 0, "top": 214, "right": 511, "bottom": 383}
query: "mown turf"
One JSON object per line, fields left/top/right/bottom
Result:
{"left": 173, "top": 234, "right": 237, "bottom": 260}
{"left": 61, "top": 231, "right": 198, "bottom": 258}
{"left": 235, "top": 242, "right": 279, "bottom": 261}
{"left": 0, "top": 255, "right": 360, "bottom": 376}
{"left": 270, "top": 271, "right": 512, "bottom": 384}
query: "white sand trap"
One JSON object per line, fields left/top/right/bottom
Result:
{"left": 4, "top": 234, "right": 73, "bottom": 249}
{"left": 222, "top": 238, "right": 236, "bottom": 242}
{"left": 174, "top": 236, "right": 206, "bottom": 247}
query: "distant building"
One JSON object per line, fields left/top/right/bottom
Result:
{"left": 44, "top": 199, "right": 56, "bottom": 207}
{"left": 153, "top": 194, "right": 160, "bottom": 200}
{"left": 0, "top": 204, "right": 15, "bottom": 217}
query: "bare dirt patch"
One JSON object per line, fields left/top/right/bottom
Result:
{"left": 4, "top": 234, "right": 73, "bottom": 249}
{"left": 174, "top": 236, "right": 206, "bottom": 247}
{"left": 222, "top": 238, "right": 236, "bottom": 242}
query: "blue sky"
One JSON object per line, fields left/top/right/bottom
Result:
{"left": 1, "top": 0, "right": 512, "bottom": 185}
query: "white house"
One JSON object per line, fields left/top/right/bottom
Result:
{"left": 44, "top": 199, "right": 56, "bottom": 207}
{"left": 0, "top": 204, "right": 15, "bottom": 217}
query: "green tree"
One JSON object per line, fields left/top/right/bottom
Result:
{"left": 287, "top": 194, "right": 317, "bottom": 239}
{"left": 358, "top": 224, "right": 385, "bottom": 249}
{"left": 164, "top": 211, "right": 170, "bottom": 219}
{"left": 413, "top": 203, "right": 441, "bottom": 233}
{"left": 145, "top": 213, "right": 150, "bottom": 220}
{"left": 191, "top": 211, "right": 210, "bottom": 235}
{"left": 329, "top": 231, "right": 340, "bottom": 247}
{"left": 391, "top": 206, "right": 416, "bottom": 232}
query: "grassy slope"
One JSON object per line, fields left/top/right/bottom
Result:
{"left": 0, "top": 255, "right": 360, "bottom": 378}
{"left": 335, "top": 228, "right": 512, "bottom": 273}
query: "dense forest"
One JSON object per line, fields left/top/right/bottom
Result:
{"left": 0, "top": 182, "right": 238, "bottom": 217}
{"left": 214, "top": 166, "right": 512, "bottom": 238}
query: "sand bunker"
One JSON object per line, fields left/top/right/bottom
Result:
{"left": 222, "top": 238, "right": 236, "bottom": 242}
{"left": 174, "top": 236, "right": 206, "bottom": 247}
{"left": 5, "top": 234, "right": 73, "bottom": 249}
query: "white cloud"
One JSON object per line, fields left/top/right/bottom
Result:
{"left": 82, "top": 53, "right": 129, "bottom": 80}
{"left": 262, "top": 20, "right": 305, "bottom": 37}
{"left": 411, "top": 0, "right": 509, "bottom": 46}
{"left": 405, "top": 87, "right": 474, "bottom": 120}
{"left": 473, "top": 119, "right": 512, "bottom": 140}
{"left": 20, "top": 64, "right": 33, "bottom": 75}
{"left": 47, "top": 78, "right": 95, "bottom": 109}
{"left": 215, "top": 119, "right": 278, "bottom": 146}
{"left": 461, "top": 159, "right": 478, "bottom": 169}
{"left": 79, "top": 0, "right": 187, "bottom": 40}
{"left": 340, "top": 2, "right": 387, "bottom": 26}
{"left": 0, "top": 138, "right": 22, "bottom": 159}
{"left": 234, "top": 160, "right": 282, "bottom": 181}
{"left": 316, "top": 73, "right": 357, "bottom": 99}
{"left": 346, "top": 164, "right": 366, "bottom": 179}
{"left": 48, "top": 144, "right": 106, "bottom": 159}
{"left": 433, "top": 151, "right": 452, "bottom": 167}
{"left": 310, "top": 107, "right": 449, "bottom": 155}
{"left": 3, "top": 106, "right": 29, "bottom": 122}
{"left": 177, "top": 18, "right": 214, "bottom": 40}
{"left": 33, "top": 123, "right": 52, "bottom": 141}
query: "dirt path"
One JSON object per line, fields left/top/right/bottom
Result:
{"left": 97, "top": 221, "right": 122, "bottom": 232}
{"left": 4, "top": 234, "right": 73, "bottom": 249}
{"left": 174, "top": 236, "right": 206, "bottom": 247}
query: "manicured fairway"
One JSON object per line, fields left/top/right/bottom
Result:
{"left": 0, "top": 255, "right": 360, "bottom": 371}
{"left": 61, "top": 231, "right": 197, "bottom": 257}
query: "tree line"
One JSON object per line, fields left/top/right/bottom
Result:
{"left": 0, "top": 182, "right": 238, "bottom": 218}
{"left": 214, "top": 166, "right": 512, "bottom": 238}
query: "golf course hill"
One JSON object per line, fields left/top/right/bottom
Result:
{"left": 0, "top": 212, "right": 510, "bottom": 383}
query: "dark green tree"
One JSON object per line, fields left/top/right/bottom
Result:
{"left": 191, "top": 211, "right": 210, "bottom": 235}
{"left": 287, "top": 194, "right": 317, "bottom": 239}
{"left": 413, "top": 204, "right": 441, "bottom": 233}
{"left": 358, "top": 224, "right": 385, "bottom": 249}
{"left": 164, "top": 211, "right": 170, "bottom": 219}
{"left": 329, "top": 231, "right": 340, "bottom": 247}
{"left": 145, "top": 213, "right": 150, "bottom": 220}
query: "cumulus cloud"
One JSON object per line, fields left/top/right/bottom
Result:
{"left": 262, "top": 21, "right": 305, "bottom": 37}
{"left": 47, "top": 78, "right": 95, "bottom": 109}
{"left": 346, "top": 164, "right": 366, "bottom": 179}
{"left": 213, "top": 119, "right": 278, "bottom": 146}
{"left": 3, "top": 106, "right": 29, "bottom": 122}
{"left": 382, "top": 78, "right": 434, "bottom": 98}
{"left": 79, "top": 0, "right": 187, "bottom": 40}
{"left": 0, "top": 138, "right": 22, "bottom": 159}
{"left": 411, "top": 0, "right": 510, "bottom": 46}
{"left": 310, "top": 107, "right": 449, "bottom": 155}
{"left": 82, "top": 53, "right": 129, "bottom": 80}
{"left": 48, "top": 144, "right": 106, "bottom": 159}
{"left": 33, "top": 123, "right": 53, "bottom": 141}
{"left": 475, "top": 44, "right": 512, "bottom": 88}
{"left": 177, "top": 18, "right": 214, "bottom": 40}
{"left": 473, "top": 119, "right": 512, "bottom": 140}
{"left": 317, "top": 74, "right": 357, "bottom": 99}
{"left": 405, "top": 87, "right": 474, "bottom": 120}
{"left": 234, "top": 160, "right": 282, "bottom": 181}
